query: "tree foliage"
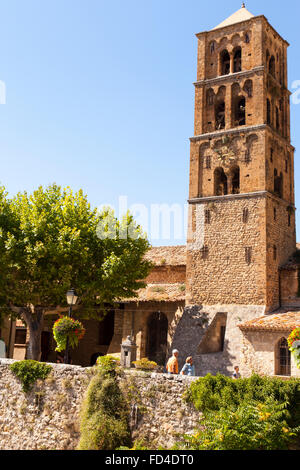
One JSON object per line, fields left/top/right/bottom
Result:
{"left": 0, "top": 184, "right": 152, "bottom": 359}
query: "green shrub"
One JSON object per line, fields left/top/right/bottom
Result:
{"left": 132, "top": 358, "right": 157, "bottom": 371}
{"left": 9, "top": 360, "right": 52, "bottom": 393}
{"left": 178, "top": 373, "right": 300, "bottom": 450}
{"left": 96, "top": 355, "right": 120, "bottom": 374}
{"left": 184, "top": 373, "right": 300, "bottom": 423}
{"left": 78, "top": 357, "right": 131, "bottom": 450}
{"left": 174, "top": 398, "right": 299, "bottom": 450}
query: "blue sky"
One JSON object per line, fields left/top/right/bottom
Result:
{"left": 0, "top": 0, "right": 299, "bottom": 246}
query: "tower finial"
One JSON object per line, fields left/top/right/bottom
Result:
{"left": 242, "top": 2, "right": 245, "bottom": 7}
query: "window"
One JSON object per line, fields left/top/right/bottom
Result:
{"left": 205, "top": 209, "right": 211, "bottom": 224}
{"left": 201, "top": 246, "right": 209, "bottom": 260}
{"left": 245, "top": 33, "right": 250, "bottom": 44}
{"left": 288, "top": 213, "right": 291, "bottom": 227}
{"left": 274, "top": 169, "right": 283, "bottom": 198}
{"left": 270, "top": 148, "right": 274, "bottom": 162}
{"left": 234, "top": 97, "right": 246, "bottom": 127}
{"left": 275, "top": 338, "right": 291, "bottom": 376}
{"left": 15, "top": 328, "right": 27, "bottom": 345}
{"left": 245, "top": 247, "right": 252, "bottom": 265}
{"left": 285, "top": 159, "right": 288, "bottom": 173}
{"left": 243, "top": 208, "right": 249, "bottom": 223}
{"left": 273, "top": 245, "right": 277, "bottom": 261}
{"left": 233, "top": 48, "right": 242, "bottom": 73}
{"left": 269, "top": 56, "right": 276, "bottom": 77}
{"left": 267, "top": 99, "right": 271, "bottom": 125}
{"left": 215, "top": 101, "right": 225, "bottom": 130}
{"left": 230, "top": 166, "right": 240, "bottom": 194}
{"left": 210, "top": 41, "right": 216, "bottom": 54}
{"left": 220, "top": 50, "right": 230, "bottom": 76}
{"left": 214, "top": 167, "right": 228, "bottom": 196}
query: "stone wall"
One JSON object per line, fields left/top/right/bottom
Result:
{"left": 0, "top": 359, "right": 200, "bottom": 450}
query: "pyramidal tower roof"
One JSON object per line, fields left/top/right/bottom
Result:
{"left": 212, "top": 3, "right": 255, "bottom": 30}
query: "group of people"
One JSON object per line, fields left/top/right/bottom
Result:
{"left": 166, "top": 349, "right": 241, "bottom": 379}
{"left": 166, "top": 349, "right": 195, "bottom": 376}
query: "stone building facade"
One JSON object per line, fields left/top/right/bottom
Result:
{"left": 1, "top": 5, "right": 300, "bottom": 378}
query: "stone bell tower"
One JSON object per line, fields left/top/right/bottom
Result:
{"left": 173, "top": 5, "right": 297, "bottom": 376}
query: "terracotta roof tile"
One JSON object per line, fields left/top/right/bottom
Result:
{"left": 123, "top": 283, "right": 186, "bottom": 303}
{"left": 239, "top": 311, "right": 300, "bottom": 332}
{"left": 144, "top": 246, "right": 186, "bottom": 267}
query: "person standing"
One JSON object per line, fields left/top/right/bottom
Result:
{"left": 232, "top": 366, "right": 241, "bottom": 379}
{"left": 180, "top": 356, "right": 195, "bottom": 376}
{"left": 166, "top": 349, "right": 179, "bottom": 375}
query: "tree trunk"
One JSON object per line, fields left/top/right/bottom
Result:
{"left": 22, "top": 307, "right": 44, "bottom": 361}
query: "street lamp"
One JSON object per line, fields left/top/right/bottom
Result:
{"left": 64, "top": 288, "right": 78, "bottom": 364}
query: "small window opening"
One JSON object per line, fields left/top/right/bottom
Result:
{"left": 233, "top": 48, "right": 242, "bottom": 73}
{"left": 245, "top": 247, "right": 252, "bottom": 265}
{"left": 205, "top": 209, "right": 211, "bottom": 224}
{"left": 201, "top": 246, "right": 209, "bottom": 260}
{"left": 215, "top": 101, "right": 225, "bottom": 130}
{"left": 220, "top": 50, "right": 230, "bottom": 76}
{"left": 243, "top": 208, "right": 249, "bottom": 223}
{"left": 214, "top": 168, "right": 228, "bottom": 196}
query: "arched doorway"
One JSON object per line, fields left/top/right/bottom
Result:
{"left": 146, "top": 312, "right": 168, "bottom": 365}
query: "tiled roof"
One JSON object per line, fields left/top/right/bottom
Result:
{"left": 239, "top": 311, "right": 300, "bottom": 332}
{"left": 123, "top": 283, "right": 186, "bottom": 303}
{"left": 212, "top": 5, "right": 254, "bottom": 31}
{"left": 144, "top": 246, "right": 186, "bottom": 267}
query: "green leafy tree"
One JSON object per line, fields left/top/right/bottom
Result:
{"left": 0, "top": 184, "right": 152, "bottom": 360}
{"left": 174, "top": 398, "right": 299, "bottom": 450}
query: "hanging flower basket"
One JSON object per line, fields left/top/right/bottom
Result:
{"left": 288, "top": 328, "right": 300, "bottom": 369}
{"left": 53, "top": 316, "right": 85, "bottom": 352}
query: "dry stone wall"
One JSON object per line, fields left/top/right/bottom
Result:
{"left": 0, "top": 359, "right": 200, "bottom": 450}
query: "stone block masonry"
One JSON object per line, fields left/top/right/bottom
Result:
{"left": 0, "top": 359, "right": 200, "bottom": 450}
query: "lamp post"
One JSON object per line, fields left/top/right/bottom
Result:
{"left": 64, "top": 288, "right": 78, "bottom": 364}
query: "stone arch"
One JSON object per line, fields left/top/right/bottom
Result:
{"left": 232, "top": 83, "right": 246, "bottom": 127}
{"left": 275, "top": 337, "right": 291, "bottom": 376}
{"left": 220, "top": 49, "right": 230, "bottom": 76}
{"left": 233, "top": 46, "right": 242, "bottom": 73}
{"left": 146, "top": 311, "right": 168, "bottom": 365}
{"left": 206, "top": 88, "right": 215, "bottom": 106}
{"left": 229, "top": 165, "right": 240, "bottom": 194}
{"left": 269, "top": 55, "right": 276, "bottom": 77}
{"left": 215, "top": 86, "right": 226, "bottom": 130}
{"left": 214, "top": 167, "right": 228, "bottom": 196}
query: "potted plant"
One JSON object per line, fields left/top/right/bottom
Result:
{"left": 53, "top": 316, "right": 85, "bottom": 353}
